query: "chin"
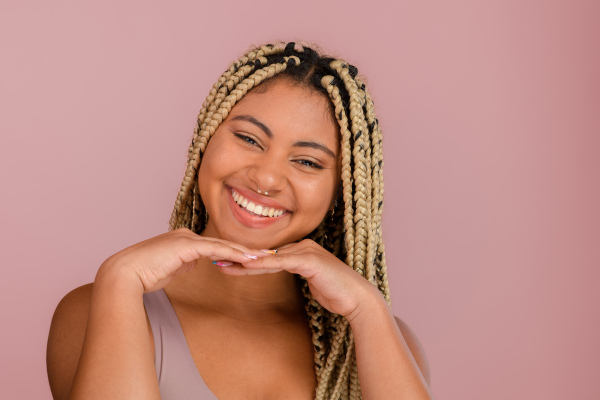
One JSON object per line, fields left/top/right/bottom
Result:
{"left": 228, "top": 232, "right": 284, "bottom": 250}
{"left": 222, "top": 227, "right": 309, "bottom": 250}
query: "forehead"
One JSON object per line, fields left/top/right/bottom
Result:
{"left": 229, "top": 79, "right": 340, "bottom": 147}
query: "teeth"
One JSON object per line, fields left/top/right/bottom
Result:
{"left": 231, "top": 188, "right": 286, "bottom": 218}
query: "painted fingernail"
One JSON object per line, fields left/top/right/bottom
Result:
{"left": 213, "top": 261, "right": 233, "bottom": 267}
{"left": 244, "top": 253, "right": 258, "bottom": 259}
{"left": 260, "top": 249, "right": 278, "bottom": 254}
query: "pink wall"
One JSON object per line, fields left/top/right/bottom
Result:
{"left": 1, "top": 0, "right": 599, "bottom": 398}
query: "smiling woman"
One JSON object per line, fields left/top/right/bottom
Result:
{"left": 198, "top": 80, "right": 340, "bottom": 242}
{"left": 46, "top": 42, "right": 433, "bottom": 400}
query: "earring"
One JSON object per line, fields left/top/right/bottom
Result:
{"left": 330, "top": 199, "right": 338, "bottom": 220}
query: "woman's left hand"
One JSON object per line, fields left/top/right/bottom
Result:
{"left": 215, "top": 239, "right": 381, "bottom": 320}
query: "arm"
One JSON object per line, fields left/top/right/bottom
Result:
{"left": 394, "top": 315, "right": 431, "bottom": 385}
{"left": 69, "top": 266, "right": 160, "bottom": 400}
{"left": 47, "top": 269, "right": 159, "bottom": 400}
{"left": 347, "top": 285, "right": 433, "bottom": 399}
{"left": 233, "top": 239, "right": 435, "bottom": 400}
{"left": 47, "top": 283, "right": 93, "bottom": 400}
{"left": 46, "top": 228, "right": 263, "bottom": 400}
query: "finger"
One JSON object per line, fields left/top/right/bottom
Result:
{"left": 190, "top": 236, "right": 264, "bottom": 257}
{"left": 272, "top": 239, "right": 323, "bottom": 255}
{"left": 188, "top": 241, "right": 258, "bottom": 264}
{"left": 176, "top": 229, "right": 263, "bottom": 256}
{"left": 272, "top": 242, "right": 298, "bottom": 250}
{"left": 241, "top": 252, "right": 318, "bottom": 278}
{"left": 259, "top": 243, "right": 300, "bottom": 255}
{"left": 216, "top": 263, "right": 283, "bottom": 276}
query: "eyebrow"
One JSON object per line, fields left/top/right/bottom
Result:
{"left": 231, "top": 114, "right": 336, "bottom": 159}
{"left": 292, "top": 141, "right": 336, "bottom": 159}
{"left": 231, "top": 115, "right": 273, "bottom": 138}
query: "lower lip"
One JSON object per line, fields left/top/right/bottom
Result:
{"left": 226, "top": 188, "right": 287, "bottom": 229}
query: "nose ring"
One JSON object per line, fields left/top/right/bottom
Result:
{"left": 257, "top": 187, "right": 269, "bottom": 196}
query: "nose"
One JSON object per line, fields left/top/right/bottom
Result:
{"left": 247, "top": 153, "right": 287, "bottom": 195}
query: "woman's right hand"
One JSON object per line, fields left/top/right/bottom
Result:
{"left": 49, "top": 227, "right": 262, "bottom": 400}
{"left": 98, "top": 227, "right": 261, "bottom": 293}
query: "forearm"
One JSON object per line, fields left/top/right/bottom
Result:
{"left": 68, "top": 263, "right": 160, "bottom": 400}
{"left": 348, "top": 286, "right": 434, "bottom": 400}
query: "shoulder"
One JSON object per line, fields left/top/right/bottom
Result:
{"left": 394, "top": 316, "right": 431, "bottom": 385}
{"left": 47, "top": 283, "right": 155, "bottom": 399}
{"left": 47, "top": 283, "right": 94, "bottom": 400}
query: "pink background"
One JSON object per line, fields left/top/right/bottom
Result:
{"left": 1, "top": 0, "right": 599, "bottom": 398}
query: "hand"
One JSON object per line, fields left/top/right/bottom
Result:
{"left": 215, "top": 239, "right": 380, "bottom": 319}
{"left": 99, "top": 228, "right": 263, "bottom": 293}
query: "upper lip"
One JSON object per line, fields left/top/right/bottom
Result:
{"left": 227, "top": 185, "right": 291, "bottom": 212}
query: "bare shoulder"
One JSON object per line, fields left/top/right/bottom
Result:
{"left": 394, "top": 316, "right": 431, "bottom": 385}
{"left": 47, "top": 283, "right": 155, "bottom": 399}
{"left": 47, "top": 283, "right": 94, "bottom": 400}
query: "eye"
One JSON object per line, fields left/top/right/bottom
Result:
{"left": 295, "top": 159, "right": 324, "bottom": 170}
{"left": 233, "top": 133, "right": 261, "bottom": 148}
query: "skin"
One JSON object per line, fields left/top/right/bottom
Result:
{"left": 46, "top": 79, "right": 433, "bottom": 400}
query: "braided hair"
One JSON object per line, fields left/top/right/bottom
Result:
{"left": 169, "top": 42, "right": 390, "bottom": 400}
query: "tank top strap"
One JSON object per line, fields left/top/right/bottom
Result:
{"left": 143, "top": 289, "right": 219, "bottom": 399}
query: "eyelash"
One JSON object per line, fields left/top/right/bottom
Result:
{"left": 233, "top": 133, "right": 325, "bottom": 171}
{"left": 296, "top": 159, "right": 324, "bottom": 170}
{"left": 233, "top": 133, "right": 260, "bottom": 148}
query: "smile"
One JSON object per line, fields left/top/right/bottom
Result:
{"left": 231, "top": 188, "right": 286, "bottom": 218}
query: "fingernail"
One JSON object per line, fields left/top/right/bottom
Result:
{"left": 244, "top": 253, "right": 258, "bottom": 260}
{"left": 213, "top": 261, "right": 233, "bottom": 267}
{"left": 260, "top": 249, "right": 278, "bottom": 254}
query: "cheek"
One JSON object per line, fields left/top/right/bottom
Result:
{"left": 197, "top": 135, "right": 230, "bottom": 198}
{"left": 298, "top": 175, "right": 338, "bottom": 216}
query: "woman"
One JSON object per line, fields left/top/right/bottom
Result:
{"left": 47, "top": 42, "right": 433, "bottom": 400}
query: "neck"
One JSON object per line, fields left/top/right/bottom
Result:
{"left": 166, "top": 256, "right": 306, "bottom": 322}
{"left": 165, "top": 224, "right": 306, "bottom": 322}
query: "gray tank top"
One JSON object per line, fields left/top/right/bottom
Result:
{"left": 143, "top": 289, "right": 219, "bottom": 400}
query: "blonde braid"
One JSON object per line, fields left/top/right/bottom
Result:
{"left": 329, "top": 61, "right": 370, "bottom": 285}
{"left": 171, "top": 44, "right": 281, "bottom": 229}
{"left": 320, "top": 64, "right": 375, "bottom": 399}
{"left": 169, "top": 42, "right": 389, "bottom": 399}
{"left": 321, "top": 76, "right": 355, "bottom": 269}
{"left": 355, "top": 76, "right": 390, "bottom": 303}
{"left": 170, "top": 55, "right": 299, "bottom": 230}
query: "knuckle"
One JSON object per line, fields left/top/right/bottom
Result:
{"left": 302, "top": 239, "right": 317, "bottom": 247}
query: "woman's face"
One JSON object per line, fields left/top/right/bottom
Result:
{"left": 198, "top": 78, "right": 341, "bottom": 249}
